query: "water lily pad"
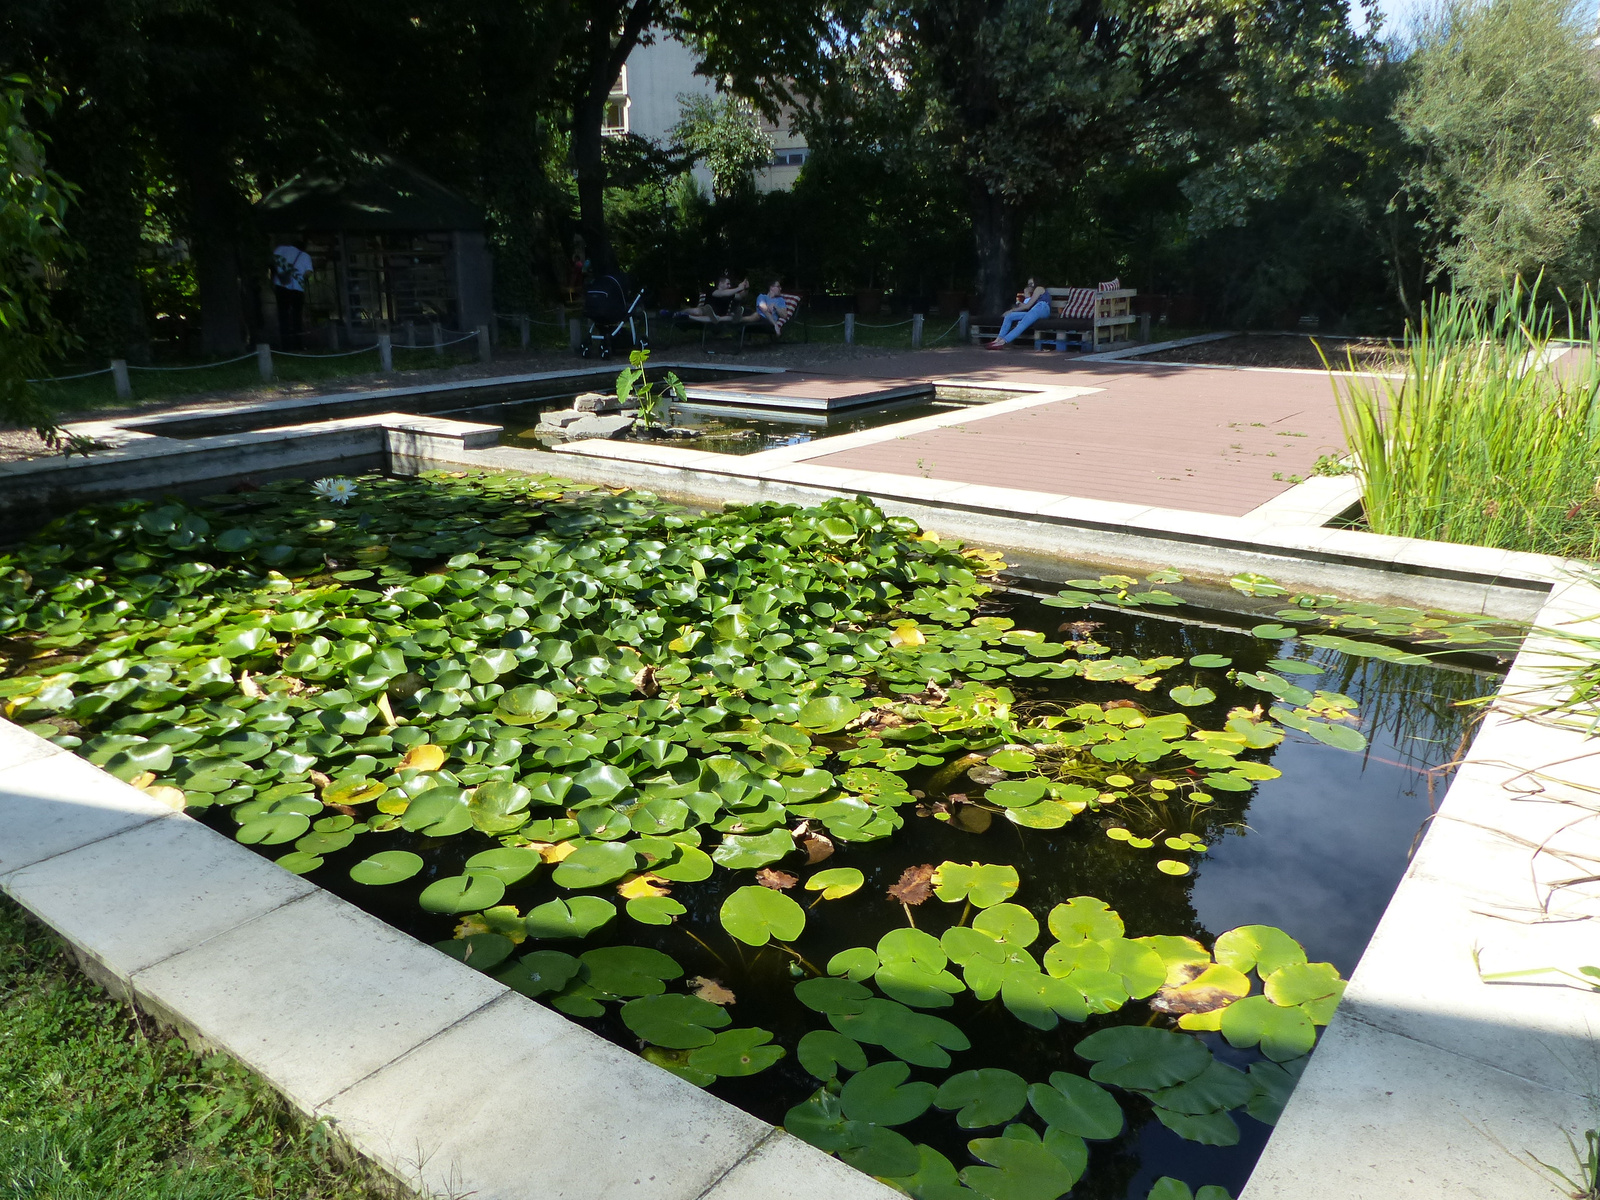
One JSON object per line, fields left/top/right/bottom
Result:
{"left": 1152, "top": 1105, "right": 1240, "bottom": 1146}
{"left": 797, "top": 1029, "right": 868, "bottom": 1079}
{"left": 621, "top": 992, "right": 732, "bottom": 1048}
{"left": 934, "top": 862, "right": 1019, "bottom": 909}
{"left": 987, "top": 749, "right": 1037, "bottom": 772}
{"left": 1218, "top": 995, "right": 1317, "bottom": 1060}
{"left": 1304, "top": 719, "right": 1368, "bottom": 751}
{"left": 796, "top": 976, "right": 873, "bottom": 1015}
{"left": 1188, "top": 654, "right": 1232, "bottom": 668}
{"left": 797, "top": 695, "right": 862, "bottom": 733}
{"left": 418, "top": 873, "right": 506, "bottom": 914}
{"left": 686, "top": 1027, "right": 784, "bottom": 1077}
{"left": 1106, "top": 939, "right": 1168, "bottom": 999}
{"left": 1150, "top": 1060, "right": 1254, "bottom": 1114}
{"left": 1048, "top": 897, "right": 1124, "bottom": 944}
{"left": 1168, "top": 686, "right": 1215, "bottom": 707}
{"left": 985, "top": 777, "right": 1049, "bottom": 808}
{"left": 580, "top": 945, "right": 682, "bottom": 997}
{"left": 467, "top": 780, "right": 532, "bottom": 832}
{"left": 973, "top": 903, "right": 1039, "bottom": 948}
{"left": 1214, "top": 925, "right": 1307, "bottom": 977}
{"left": 935, "top": 1068, "right": 1029, "bottom": 1128}
{"left": 349, "top": 850, "right": 424, "bottom": 886}
{"left": 236, "top": 812, "right": 311, "bottom": 845}
{"left": 551, "top": 841, "right": 638, "bottom": 889}
{"left": 805, "top": 867, "right": 864, "bottom": 899}
{"left": 828, "top": 946, "right": 880, "bottom": 981}
{"left": 625, "top": 896, "right": 686, "bottom": 925}
{"left": 841, "top": 1060, "right": 938, "bottom": 1126}
{"left": 1250, "top": 623, "right": 1299, "bottom": 640}
{"left": 436, "top": 933, "right": 514, "bottom": 971}
{"left": 463, "top": 846, "right": 544, "bottom": 886}
{"left": 712, "top": 829, "right": 795, "bottom": 870}
{"left": 875, "top": 960, "right": 965, "bottom": 1009}
{"left": 1263, "top": 962, "right": 1346, "bottom": 1023}
{"left": 1026, "top": 1072, "right": 1124, "bottom": 1140}
{"left": 496, "top": 950, "right": 582, "bottom": 997}
{"left": 1245, "top": 1056, "right": 1307, "bottom": 1125}
{"left": 274, "top": 850, "right": 323, "bottom": 874}
{"left": 523, "top": 896, "right": 616, "bottom": 939}
{"left": 1001, "top": 970, "right": 1089, "bottom": 1030}
{"left": 720, "top": 884, "right": 805, "bottom": 946}
{"left": 961, "top": 1124, "right": 1087, "bottom": 1200}
{"left": 829, "top": 998, "right": 970, "bottom": 1068}
{"left": 1075, "top": 1026, "right": 1211, "bottom": 1090}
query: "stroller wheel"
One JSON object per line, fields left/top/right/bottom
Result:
{"left": 637, "top": 336, "right": 650, "bottom": 350}
{"left": 578, "top": 341, "right": 591, "bottom": 358}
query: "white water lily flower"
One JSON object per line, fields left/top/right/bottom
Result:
{"left": 312, "top": 477, "right": 358, "bottom": 505}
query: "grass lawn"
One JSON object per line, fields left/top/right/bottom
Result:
{"left": 0, "top": 897, "right": 408, "bottom": 1200}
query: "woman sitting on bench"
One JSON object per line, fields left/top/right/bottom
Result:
{"left": 987, "top": 280, "right": 1051, "bottom": 348}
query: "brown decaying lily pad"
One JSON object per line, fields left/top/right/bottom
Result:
{"left": 887, "top": 863, "right": 937, "bottom": 905}
{"left": 1148, "top": 962, "right": 1250, "bottom": 1015}
{"left": 755, "top": 868, "right": 799, "bottom": 890}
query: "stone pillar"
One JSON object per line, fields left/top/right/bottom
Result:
{"left": 256, "top": 343, "right": 273, "bottom": 381}
{"left": 378, "top": 333, "right": 393, "bottom": 371}
{"left": 477, "top": 325, "right": 491, "bottom": 362}
{"left": 844, "top": 313, "right": 855, "bottom": 346}
{"left": 111, "top": 359, "right": 131, "bottom": 399}
{"left": 911, "top": 314, "right": 924, "bottom": 349}
{"left": 958, "top": 311, "right": 970, "bottom": 341}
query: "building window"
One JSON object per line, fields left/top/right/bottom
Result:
{"left": 771, "top": 148, "right": 809, "bottom": 168}
{"left": 603, "top": 67, "right": 630, "bottom": 136}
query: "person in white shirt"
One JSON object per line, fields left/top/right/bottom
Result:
{"left": 271, "top": 241, "right": 313, "bottom": 348}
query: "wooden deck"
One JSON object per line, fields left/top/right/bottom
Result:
{"left": 791, "top": 351, "right": 1350, "bottom": 518}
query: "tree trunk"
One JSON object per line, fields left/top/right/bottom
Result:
{"left": 971, "top": 183, "right": 1019, "bottom": 313}
{"left": 573, "top": 92, "right": 616, "bottom": 278}
{"left": 181, "top": 150, "right": 246, "bottom": 355}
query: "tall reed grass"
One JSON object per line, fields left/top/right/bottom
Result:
{"left": 1335, "top": 288, "right": 1600, "bottom": 559}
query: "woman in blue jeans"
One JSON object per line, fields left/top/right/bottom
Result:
{"left": 987, "top": 279, "right": 1051, "bottom": 348}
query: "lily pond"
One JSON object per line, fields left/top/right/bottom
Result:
{"left": 0, "top": 472, "right": 1513, "bottom": 1200}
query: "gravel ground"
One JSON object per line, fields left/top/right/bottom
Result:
{"left": 1134, "top": 333, "right": 1401, "bottom": 371}
{"left": 0, "top": 338, "right": 914, "bottom": 464}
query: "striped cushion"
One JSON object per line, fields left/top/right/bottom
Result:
{"left": 1058, "top": 288, "right": 1096, "bottom": 319}
{"left": 1098, "top": 278, "right": 1121, "bottom": 291}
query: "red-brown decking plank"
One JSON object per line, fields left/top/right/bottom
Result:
{"left": 801, "top": 360, "right": 1347, "bottom": 517}
{"left": 690, "top": 373, "right": 926, "bottom": 402}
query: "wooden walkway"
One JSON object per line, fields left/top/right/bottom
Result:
{"left": 792, "top": 350, "right": 1350, "bottom": 517}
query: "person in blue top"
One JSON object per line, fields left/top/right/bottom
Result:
{"left": 987, "top": 280, "right": 1051, "bottom": 348}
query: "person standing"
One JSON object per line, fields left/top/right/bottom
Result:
{"left": 271, "top": 240, "right": 313, "bottom": 349}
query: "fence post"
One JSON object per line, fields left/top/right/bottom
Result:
{"left": 1139, "top": 313, "right": 1152, "bottom": 343}
{"left": 111, "top": 359, "right": 131, "bottom": 399}
{"left": 477, "top": 324, "right": 491, "bottom": 362}
{"left": 844, "top": 313, "right": 855, "bottom": 346}
{"left": 911, "top": 314, "right": 924, "bottom": 350}
{"left": 378, "top": 333, "right": 393, "bottom": 371}
{"left": 568, "top": 318, "right": 582, "bottom": 352}
{"left": 519, "top": 315, "right": 530, "bottom": 349}
{"left": 958, "top": 311, "right": 970, "bottom": 342}
{"left": 404, "top": 320, "right": 416, "bottom": 348}
{"left": 256, "top": 343, "right": 273, "bottom": 381}
{"left": 556, "top": 303, "right": 566, "bottom": 330}
{"left": 431, "top": 321, "right": 443, "bottom": 355}
{"left": 327, "top": 320, "right": 341, "bottom": 350}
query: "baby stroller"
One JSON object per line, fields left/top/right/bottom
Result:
{"left": 579, "top": 273, "right": 648, "bottom": 358}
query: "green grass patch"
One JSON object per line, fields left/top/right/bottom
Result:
{"left": 0, "top": 896, "right": 406, "bottom": 1200}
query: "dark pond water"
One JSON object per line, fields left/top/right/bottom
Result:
{"left": 447, "top": 393, "right": 970, "bottom": 456}
{"left": 203, "top": 584, "right": 1495, "bottom": 1199}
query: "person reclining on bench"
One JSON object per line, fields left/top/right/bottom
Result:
{"left": 678, "top": 272, "right": 749, "bottom": 324}
{"left": 750, "top": 279, "right": 792, "bottom": 333}
{"left": 987, "top": 279, "right": 1051, "bottom": 348}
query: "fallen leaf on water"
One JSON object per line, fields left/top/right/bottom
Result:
{"left": 755, "top": 868, "right": 799, "bottom": 891}
{"left": 617, "top": 872, "right": 672, "bottom": 899}
{"left": 888, "top": 863, "right": 936, "bottom": 905}
{"left": 400, "top": 743, "right": 446, "bottom": 772}
{"left": 454, "top": 914, "right": 492, "bottom": 938}
{"left": 632, "top": 666, "right": 660, "bottom": 698}
{"left": 689, "top": 977, "right": 737, "bottom": 1005}
{"left": 128, "top": 771, "right": 156, "bottom": 790}
{"left": 140, "top": 784, "right": 187, "bottom": 812}
{"left": 540, "top": 841, "right": 577, "bottom": 864}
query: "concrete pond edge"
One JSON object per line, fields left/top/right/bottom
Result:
{"left": 1, "top": 423, "right": 1598, "bottom": 1197}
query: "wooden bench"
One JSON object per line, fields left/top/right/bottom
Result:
{"left": 969, "top": 286, "right": 1139, "bottom": 351}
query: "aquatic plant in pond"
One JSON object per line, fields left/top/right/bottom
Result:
{"left": 0, "top": 472, "right": 1505, "bottom": 1197}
